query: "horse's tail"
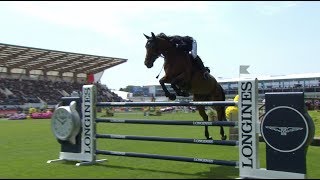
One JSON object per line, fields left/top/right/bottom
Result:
{"left": 219, "top": 83, "right": 226, "bottom": 101}
{"left": 219, "top": 83, "right": 227, "bottom": 120}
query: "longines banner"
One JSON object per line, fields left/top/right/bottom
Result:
{"left": 261, "top": 92, "right": 314, "bottom": 174}
{"left": 261, "top": 106, "right": 308, "bottom": 153}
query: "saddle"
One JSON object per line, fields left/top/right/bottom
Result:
{"left": 170, "top": 37, "right": 210, "bottom": 79}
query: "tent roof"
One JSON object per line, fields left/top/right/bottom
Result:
{"left": 0, "top": 43, "right": 127, "bottom": 77}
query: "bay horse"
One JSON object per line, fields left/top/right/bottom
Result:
{"left": 143, "top": 32, "right": 227, "bottom": 140}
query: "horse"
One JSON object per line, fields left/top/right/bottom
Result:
{"left": 143, "top": 32, "right": 227, "bottom": 140}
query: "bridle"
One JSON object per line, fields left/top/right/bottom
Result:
{"left": 146, "top": 37, "right": 167, "bottom": 61}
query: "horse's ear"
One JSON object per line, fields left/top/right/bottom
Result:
{"left": 144, "top": 33, "right": 150, "bottom": 39}
{"left": 151, "top": 32, "right": 156, "bottom": 39}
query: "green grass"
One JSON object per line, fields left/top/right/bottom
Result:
{"left": 0, "top": 111, "right": 319, "bottom": 178}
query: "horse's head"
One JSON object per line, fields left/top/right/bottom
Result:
{"left": 144, "top": 32, "right": 161, "bottom": 68}
{"left": 143, "top": 32, "right": 172, "bottom": 68}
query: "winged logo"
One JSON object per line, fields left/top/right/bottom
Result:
{"left": 265, "top": 126, "right": 303, "bottom": 136}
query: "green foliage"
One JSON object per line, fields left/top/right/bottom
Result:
{"left": 149, "top": 109, "right": 162, "bottom": 116}
{"left": 105, "top": 107, "right": 114, "bottom": 117}
{"left": 29, "top": 107, "right": 37, "bottom": 114}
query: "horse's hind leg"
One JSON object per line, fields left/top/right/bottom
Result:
{"left": 216, "top": 106, "right": 227, "bottom": 140}
{"left": 197, "top": 106, "right": 212, "bottom": 140}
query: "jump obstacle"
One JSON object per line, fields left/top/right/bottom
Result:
{"left": 47, "top": 78, "right": 315, "bottom": 179}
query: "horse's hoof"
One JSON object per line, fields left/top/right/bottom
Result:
{"left": 168, "top": 94, "right": 176, "bottom": 101}
{"left": 207, "top": 136, "right": 212, "bottom": 140}
{"left": 221, "top": 135, "right": 227, "bottom": 140}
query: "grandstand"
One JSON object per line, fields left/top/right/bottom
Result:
{"left": 218, "top": 73, "right": 320, "bottom": 99}
{"left": 0, "top": 43, "right": 128, "bottom": 110}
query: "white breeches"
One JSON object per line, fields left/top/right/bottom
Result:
{"left": 191, "top": 39, "right": 197, "bottom": 58}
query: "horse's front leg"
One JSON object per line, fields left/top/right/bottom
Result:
{"left": 159, "top": 76, "right": 176, "bottom": 101}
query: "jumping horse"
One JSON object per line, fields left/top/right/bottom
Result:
{"left": 143, "top": 32, "right": 227, "bottom": 140}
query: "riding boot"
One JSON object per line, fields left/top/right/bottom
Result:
{"left": 194, "top": 56, "right": 210, "bottom": 80}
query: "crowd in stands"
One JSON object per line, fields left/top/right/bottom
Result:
{"left": 1, "top": 77, "right": 319, "bottom": 111}
{"left": 95, "top": 83, "right": 124, "bottom": 102}
{"left": 305, "top": 99, "right": 320, "bottom": 110}
{"left": 0, "top": 78, "right": 125, "bottom": 107}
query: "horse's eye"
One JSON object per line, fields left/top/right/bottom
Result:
{"left": 146, "top": 41, "right": 154, "bottom": 49}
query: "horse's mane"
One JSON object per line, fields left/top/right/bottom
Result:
{"left": 156, "top": 33, "right": 170, "bottom": 41}
{"left": 156, "top": 32, "right": 198, "bottom": 63}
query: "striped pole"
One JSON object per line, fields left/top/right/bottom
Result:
{"left": 96, "top": 150, "right": 238, "bottom": 167}
{"left": 96, "top": 134, "right": 238, "bottom": 146}
{"left": 96, "top": 118, "right": 237, "bottom": 127}
{"left": 96, "top": 101, "right": 237, "bottom": 107}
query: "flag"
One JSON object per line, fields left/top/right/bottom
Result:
{"left": 93, "top": 71, "right": 104, "bottom": 83}
{"left": 87, "top": 73, "right": 94, "bottom": 84}
{"left": 87, "top": 71, "right": 104, "bottom": 84}
{"left": 240, "top": 65, "right": 250, "bottom": 74}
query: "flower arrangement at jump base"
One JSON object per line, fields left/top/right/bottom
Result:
{"left": 28, "top": 107, "right": 53, "bottom": 119}
{"left": 143, "top": 106, "right": 162, "bottom": 116}
{"left": 8, "top": 113, "right": 27, "bottom": 120}
{"left": 30, "top": 111, "right": 53, "bottom": 119}
{"left": 100, "top": 107, "right": 114, "bottom": 117}
{"left": 207, "top": 95, "right": 239, "bottom": 121}
{"left": 8, "top": 108, "right": 53, "bottom": 120}
{"left": 225, "top": 95, "right": 239, "bottom": 120}
{"left": 29, "top": 107, "right": 37, "bottom": 114}
{"left": 225, "top": 95, "right": 239, "bottom": 141}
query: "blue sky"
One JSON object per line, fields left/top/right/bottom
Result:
{"left": 1, "top": 1, "right": 320, "bottom": 90}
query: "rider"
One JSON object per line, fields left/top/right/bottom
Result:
{"left": 158, "top": 33, "right": 210, "bottom": 79}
